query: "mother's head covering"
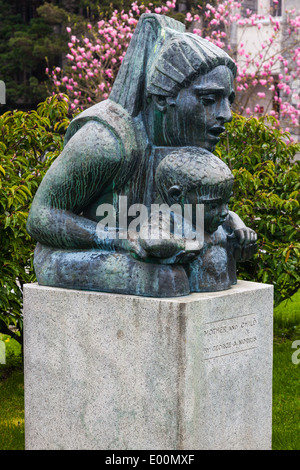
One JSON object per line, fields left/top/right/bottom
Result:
{"left": 110, "top": 14, "right": 236, "bottom": 117}
{"left": 147, "top": 33, "right": 237, "bottom": 98}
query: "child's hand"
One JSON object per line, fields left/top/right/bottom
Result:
{"left": 234, "top": 227, "right": 257, "bottom": 245}
{"left": 232, "top": 226, "right": 258, "bottom": 262}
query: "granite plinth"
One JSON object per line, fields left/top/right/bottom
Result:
{"left": 24, "top": 280, "right": 273, "bottom": 450}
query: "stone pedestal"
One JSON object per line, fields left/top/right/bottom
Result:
{"left": 24, "top": 280, "right": 273, "bottom": 450}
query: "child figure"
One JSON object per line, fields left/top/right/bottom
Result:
{"left": 136, "top": 147, "right": 257, "bottom": 292}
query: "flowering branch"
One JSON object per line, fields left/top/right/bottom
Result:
{"left": 48, "top": 0, "right": 300, "bottom": 136}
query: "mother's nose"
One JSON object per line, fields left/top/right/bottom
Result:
{"left": 216, "top": 98, "right": 232, "bottom": 124}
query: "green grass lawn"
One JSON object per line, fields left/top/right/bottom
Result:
{"left": 0, "top": 334, "right": 24, "bottom": 450}
{"left": 0, "top": 290, "right": 299, "bottom": 450}
{"left": 272, "top": 340, "right": 300, "bottom": 450}
{"left": 272, "top": 289, "right": 300, "bottom": 451}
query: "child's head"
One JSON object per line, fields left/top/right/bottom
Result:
{"left": 155, "top": 147, "right": 234, "bottom": 233}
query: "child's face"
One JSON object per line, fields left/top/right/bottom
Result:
{"left": 167, "top": 186, "right": 230, "bottom": 233}
{"left": 184, "top": 189, "right": 229, "bottom": 233}
{"left": 204, "top": 199, "right": 229, "bottom": 233}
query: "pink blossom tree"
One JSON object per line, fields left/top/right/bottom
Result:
{"left": 187, "top": 0, "right": 300, "bottom": 137}
{"left": 48, "top": 0, "right": 300, "bottom": 136}
{"left": 48, "top": 2, "right": 176, "bottom": 111}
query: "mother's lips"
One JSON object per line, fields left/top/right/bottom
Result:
{"left": 209, "top": 126, "right": 226, "bottom": 136}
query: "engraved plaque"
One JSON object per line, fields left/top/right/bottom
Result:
{"left": 203, "top": 313, "right": 258, "bottom": 360}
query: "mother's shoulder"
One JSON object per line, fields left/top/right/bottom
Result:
{"left": 64, "top": 99, "right": 137, "bottom": 149}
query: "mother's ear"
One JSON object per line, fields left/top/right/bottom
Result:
{"left": 152, "top": 95, "right": 176, "bottom": 113}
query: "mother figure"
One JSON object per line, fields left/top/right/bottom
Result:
{"left": 27, "top": 13, "right": 249, "bottom": 297}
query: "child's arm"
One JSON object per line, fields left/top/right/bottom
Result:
{"left": 138, "top": 213, "right": 201, "bottom": 264}
{"left": 138, "top": 213, "right": 185, "bottom": 260}
{"left": 225, "top": 211, "right": 257, "bottom": 262}
{"left": 225, "top": 211, "right": 257, "bottom": 245}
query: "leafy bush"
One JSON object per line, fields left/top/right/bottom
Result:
{"left": 0, "top": 334, "right": 22, "bottom": 370}
{"left": 216, "top": 113, "right": 300, "bottom": 307}
{"left": 0, "top": 95, "right": 70, "bottom": 344}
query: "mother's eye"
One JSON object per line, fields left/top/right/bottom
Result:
{"left": 200, "top": 95, "right": 217, "bottom": 106}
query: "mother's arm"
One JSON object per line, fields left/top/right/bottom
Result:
{"left": 27, "top": 120, "right": 132, "bottom": 250}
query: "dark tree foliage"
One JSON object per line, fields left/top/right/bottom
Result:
{"left": 0, "top": 1, "right": 68, "bottom": 110}
{"left": 0, "top": 1, "right": 105, "bottom": 109}
{"left": 0, "top": 0, "right": 188, "bottom": 110}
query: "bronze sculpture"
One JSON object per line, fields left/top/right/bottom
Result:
{"left": 27, "top": 13, "right": 257, "bottom": 297}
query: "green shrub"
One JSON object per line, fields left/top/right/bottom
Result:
{"left": 0, "top": 95, "right": 70, "bottom": 344}
{"left": 0, "top": 334, "right": 22, "bottom": 370}
{"left": 217, "top": 113, "right": 300, "bottom": 307}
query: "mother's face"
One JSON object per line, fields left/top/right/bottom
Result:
{"left": 161, "top": 65, "right": 235, "bottom": 151}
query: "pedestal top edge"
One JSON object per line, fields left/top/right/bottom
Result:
{"left": 23, "top": 280, "right": 273, "bottom": 304}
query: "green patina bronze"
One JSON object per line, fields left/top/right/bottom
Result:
{"left": 27, "top": 13, "right": 257, "bottom": 297}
